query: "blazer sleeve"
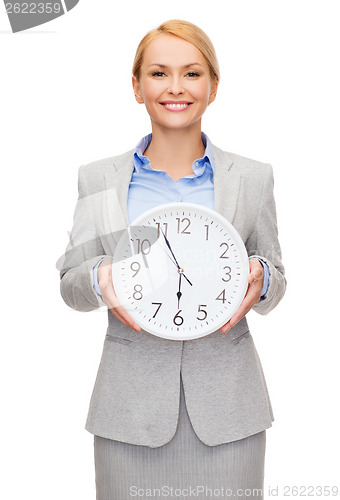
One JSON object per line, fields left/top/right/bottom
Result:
{"left": 59, "top": 165, "right": 108, "bottom": 312}
{"left": 246, "top": 164, "right": 286, "bottom": 315}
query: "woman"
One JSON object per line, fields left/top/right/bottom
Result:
{"left": 60, "top": 19, "right": 286, "bottom": 499}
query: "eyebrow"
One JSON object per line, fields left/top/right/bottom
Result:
{"left": 148, "top": 63, "right": 203, "bottom": 69}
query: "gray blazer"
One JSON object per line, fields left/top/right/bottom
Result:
{"left": 60, "top": 143, "right": 286, "bottom": 447}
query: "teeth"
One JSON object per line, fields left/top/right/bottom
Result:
{"left": 163, "top": 103, "right": 189, "bottom": 109}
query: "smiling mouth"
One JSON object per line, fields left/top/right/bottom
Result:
{"left": 160, "top": 102, "right": 192, "bottom": 111}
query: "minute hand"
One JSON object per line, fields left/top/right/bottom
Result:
{"left": 160, "top": 229, "right": 193, "bottom": 286}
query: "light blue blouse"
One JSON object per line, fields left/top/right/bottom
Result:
{"left": 93, "top": 132, "right": 269, "bottom": 299}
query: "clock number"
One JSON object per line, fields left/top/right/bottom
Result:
{"left": 130, "top": 261, "right": 141, "bottom": 277}
{"left": 222, "top": 266, "right": 232, "bottom": 282}
{"left": 204, "top": 224, "right": 209, "bottom": 241}
{"left": 197, "top": 304, "right": 207, "bottom": 321}
{"left": 219, "top": 242, "right": 229, "bottom": 258}
{"left": 215, "top": 289, "right": 226, "bottom": 304}
{"left": 132, "top": 284, "right": 143, "bottom": 300}
{"left": 156, "top": 222, "right": 168, "bottom": 239}
{"left": 151, "top": 302, "right": 162, "bottom": 318}
{"left": 135, "top": 238, "right": 151, "bottom": 255}
{"left": 173, "top": 310, "right": 184, "bottom": 326}
{"left": 176, "top": 217, "right": 191, "bottom": 234}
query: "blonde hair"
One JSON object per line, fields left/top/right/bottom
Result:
{"left": 132, "top": 19, "right": 220, "bottom": 85}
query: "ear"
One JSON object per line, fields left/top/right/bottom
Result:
{"left": 208, "top": 81, "right": 218, "bottom": 105}
{"left": 132, "top": 75, "right": 144, "bottom": 104}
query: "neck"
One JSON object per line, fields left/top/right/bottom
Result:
{"left": 143, "top": 122, "right": 206, "bottom": 180}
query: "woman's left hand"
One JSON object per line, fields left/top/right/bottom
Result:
{"left": 219, "top": 258, "right": 264, "bottom": 334}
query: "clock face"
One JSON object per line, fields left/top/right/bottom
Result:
{"left": 112, "top": 202, "right": 249, "bottom": 340}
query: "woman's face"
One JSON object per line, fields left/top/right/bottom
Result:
{"left": 132, "top": 34, "right": 217, "bottom": 131}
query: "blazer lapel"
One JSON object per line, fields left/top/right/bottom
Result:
{"left": 102, "top": 151, "right": 134, "bottom": 249}
{"left": 211, "top": 144, "right": 242, "bottom": 225}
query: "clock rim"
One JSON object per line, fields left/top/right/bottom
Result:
{"left": 112, "top": 202, "right": 249, "bottom": 341}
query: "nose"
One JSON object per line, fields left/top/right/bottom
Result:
{"left": 167, "top": 76, "right": 184, "bottom": 95}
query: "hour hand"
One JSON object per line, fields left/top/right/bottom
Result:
{"left": 177, "top": 272, "right": 182, "bottom": 309}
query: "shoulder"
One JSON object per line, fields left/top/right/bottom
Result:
{"left": 77, "top": 149, "right": 134, "bottom": 196}
{"left": 79, "top": 149, "right": 134, "bottom": 178}
{"left": 211, "top": 144, "right": 273, "bottom": 181}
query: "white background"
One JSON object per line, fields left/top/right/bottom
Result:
{"left": 1, "top": 0, "right": 339, "bottom": 498}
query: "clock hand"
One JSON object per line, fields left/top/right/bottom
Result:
{"left": 160, "top": 228, "right": 193, "bottom": 286}
{"left": 177, "top": 271, "right": 182, "bottom": 309}
{"left": 165, "top": 251, "right": 193, "bottom": 287}
{"left": 182, "top": 271, "right": 193, "bottom": 287}
{"left": 160, "top": 228, "right": 180, "bottom": 268}
{"left": 158, "top": 241, "right": 192, "bottom": 284}
{"left": 163, "top": 248, "right": 178, "bottom": 268}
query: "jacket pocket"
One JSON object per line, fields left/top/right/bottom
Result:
{"left": 231, "top": 330, "right": 250, "bottom": 344}
{"left": 105, "top": 333, "right": 133, "bottom": 347}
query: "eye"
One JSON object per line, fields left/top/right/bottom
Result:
{"left": 186, "top": 72, "right": 200, "bottom": 77}
{"left": 151, "top": 71, "right": 166, "bottom": 77}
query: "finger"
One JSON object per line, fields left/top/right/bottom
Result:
{"left": 220, "top": 319, "right": 231, "bottom": 334}
{"left": 238, "top": 283, "right": 262, "bottom": 316}
{"left": 220, "top": 261, "right": 263, "bottom": 334}
{"left": 102, "top": 284, "right": 141, "bottom": 332}
{"left": 110, "top": 305, "right": 141, "bottom": 332}
{"left": 219, "top": 284, "right": 261, "bottom": 334}
{"left": 109, "top": 301, "right": 142, "bottom": 332}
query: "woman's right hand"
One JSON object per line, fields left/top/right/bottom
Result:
{"left": 97, "top": 257, "right": 141, "bottom": 332}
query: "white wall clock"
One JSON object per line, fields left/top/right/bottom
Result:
{"left": 112, "top": 202, "right": 249, "bottom": 340}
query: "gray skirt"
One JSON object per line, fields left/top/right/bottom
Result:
{"left": 94, "top": 375, "right": 266, "bottom": 500}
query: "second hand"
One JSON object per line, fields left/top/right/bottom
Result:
{"left": 160, "top": 228, "right": 193, "bottom": 286}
